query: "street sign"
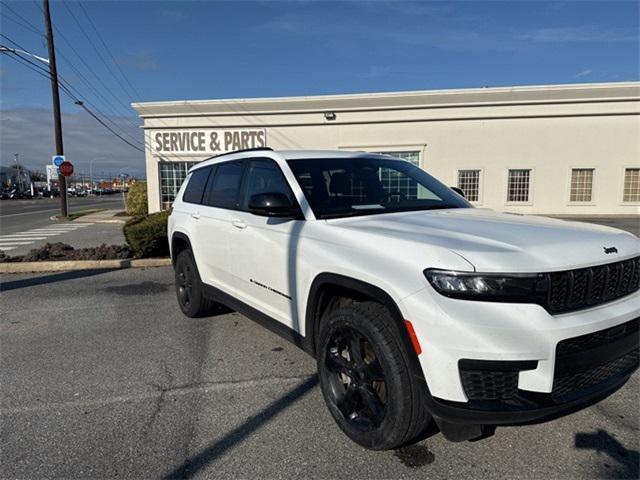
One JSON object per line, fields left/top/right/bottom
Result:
{"left": 52, "top": 155, "right": 65, "bottom": 167}
{"left": 46, "top": 164, "right": 58, "bottom": 184}
{"left": 59, "top": 161, "right": 74, "bottom": 177}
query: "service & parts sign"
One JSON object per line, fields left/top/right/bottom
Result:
{"left": 148, "top": 129, "right": 267, "bottom": 156}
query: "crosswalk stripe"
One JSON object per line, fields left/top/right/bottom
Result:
{"left": 0, "top": 233, "right": 59, "bottom": 236}
{"left": 0, "top": 236, "right": 48, "bottom": 240}
{"left": 0, "top": 241, "right": 35, "bottom": 246}
{"left": 27, "top": 228, "right": 83, "bottom": 233}
{"left": 0, "top": 246, "right": 17, "bottom": 251}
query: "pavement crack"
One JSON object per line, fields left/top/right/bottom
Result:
{"left": 1, "top": 374, "right": 317, "bottom": 415}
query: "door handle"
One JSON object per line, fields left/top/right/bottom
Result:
{"left": 191, "top": 212, "right": 201, "bottom": 220}
{"left": 232, "top": 219, "right": 247, "bottom": 229}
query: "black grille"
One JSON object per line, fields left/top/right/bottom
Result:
{"left": 552, "top": 350, "right": 639, "bottom": 402}
{"left": 557, "top": 318, "right": 639, "bottom": 357}
{"left": 552, "top": 318, "right": 640, "bottom": 402}
{"left": 459, "top": 370, "right": 519, "bottom": 400}
{"left": 546, "top": 257, "right": 640, "bottom": 314}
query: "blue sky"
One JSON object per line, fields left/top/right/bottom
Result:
{"left": 1, "top": 0, "right": 638, "bottom": 177}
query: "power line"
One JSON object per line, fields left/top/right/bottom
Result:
{"left": 31, "top": 0, "right": 142, "bottom": 131}
{"left": 77, "top": 1, "right": 142, "bottom": 100}
{"left": 61, "top": 1, "right": 137, "bottom": 105}
{"left": 1, "top": 33, "right": 145, "bottom": 149}
{"left": 75, "top": 101, "right": 145, "bottom": 152}
{"left": 0, "top": 2, "right": 43, "bottom": 36}
{"left": 2, "top": 49, "right": 146, "bottom": 154}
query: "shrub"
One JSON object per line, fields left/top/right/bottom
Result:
{"left": 123, "top": 211, "right": 170, "bottom": 258}
{"left": 126, "top": 181, "right": 148, "bottom": 216}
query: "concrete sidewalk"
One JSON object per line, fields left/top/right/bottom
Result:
{"left": 73, "top": 209, "right": 130, "bottom": 224}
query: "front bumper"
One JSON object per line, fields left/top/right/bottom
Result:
{"left": 400, "top": 286, "right": 640, "bottom": 424}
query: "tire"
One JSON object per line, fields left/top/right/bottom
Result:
{"left": 317, "top": 300, "right": 432, "bottom": 450}
{"left": 174, "top": 249, "right": 216, "bottom": 318}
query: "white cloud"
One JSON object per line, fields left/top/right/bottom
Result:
{"left": 0, "top": 107, "right": 146, "bottom": 178}
{"left": 574, "top": 69, "right": 593, "bottom": 78}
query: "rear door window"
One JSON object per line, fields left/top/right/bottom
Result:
{"left": 204, "top": 160, "right": 245, "bottom": 209}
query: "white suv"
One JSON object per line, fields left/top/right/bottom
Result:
{"left": 168, "top": 148, "right": 640, "bottom": 449}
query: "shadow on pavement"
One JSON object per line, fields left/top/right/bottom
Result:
{"left": 163, "top": 375, "right": 319, "bottom": 480}
{"left": 575, "top": 429, "right": 639, "bottom": 479}
{"left": 0, "top": 268, "right": 116, "bottom": 292}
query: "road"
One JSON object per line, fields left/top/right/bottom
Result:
{"left": 0, "top": 196, "right": 127, "bottom": 255}
{"left": 1, "top": 266, "right": 638, "bottom": 479}
{"left": 0, "top": 196, "right": 124, "bottom": 235}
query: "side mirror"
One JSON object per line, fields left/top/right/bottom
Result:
{"left": 450, "top": 186, "right": 465, "bottom": 198}
{"left": 249, "top": 192, "right": 299, "bottom": 218}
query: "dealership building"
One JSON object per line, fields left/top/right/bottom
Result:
{"left": 133, "top": 82, "right": 639, "bottom": 215}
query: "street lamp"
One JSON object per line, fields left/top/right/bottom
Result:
{"left": 118, "top": 167, "right": 132, "bottom": 210}
{"left": 90, "top": 156, "right": 107, "bottom": 195}
{"left": 0, "top": 46, "right": 50, "bottom": 65}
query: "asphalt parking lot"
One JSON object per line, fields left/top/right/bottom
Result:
{"left": 1, "top": 265, "right": 638, "bottom": 479}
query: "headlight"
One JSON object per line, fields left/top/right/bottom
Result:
{"left": 424, "top": 269, "right": 548, "bottom": 304}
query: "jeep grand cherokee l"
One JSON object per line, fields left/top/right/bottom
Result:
{"left": 168, "top": 148, "right": 640, "bottom": 450}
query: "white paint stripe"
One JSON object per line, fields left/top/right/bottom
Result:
{"left": 0, "top": 241, "right": 34, "bottom": 246}
{"left": 37, "top": 224, "right": 90, "bottom": 229}
{"left": 29, "top": 229, "right": 81, "bottom": 235}
{"left": 0, "top": 246, "right": 17, "bottom": 251}
{"left": 0, "top": 236, "right": 48, "bottom": 240}
{"left": 27, "top": 228, "right": 81, "bottom": 233}
{"left": 0, "top": 232, "right": 60, "bottom": 236}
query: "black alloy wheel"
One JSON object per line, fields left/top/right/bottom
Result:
{"left": 176, "top": 258, "right": 194, "bottom": 310}
{"left": 317, "top": 301, "right": 432, "bottom": 450}
{"left": 174, "top": 249, "right": 215, "bottom": 317}
{"left": 323, "top": 327, "right": 388, "bottom": 431}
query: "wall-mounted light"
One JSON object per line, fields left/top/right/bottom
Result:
{"left": 324, "top": 111, "right": 336, "bottom": 121}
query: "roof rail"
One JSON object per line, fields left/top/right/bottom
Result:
{"left": 212, "top": 147, "right": 274, "bottom": 159}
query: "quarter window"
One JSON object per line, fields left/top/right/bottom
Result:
{"left": 507, "top": 169, "right": 531, "bottom": 202}
{"left": 569, "top": 168, "right": 594, "bottom": 202}
{"left": 623, "top": 168, "right": 640, "bottom": 202}
{"left": 457, "top": 170, "right": 480, "bottom": 202}
{"left": 182, "top": 167, "right": 211, "bottom": 204}
{"left": 204, "top": 161, "right": 244, "bottom": 209}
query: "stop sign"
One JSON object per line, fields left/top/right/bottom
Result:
{"left": 59, "top": 161, "right": 74, "bottom": 177}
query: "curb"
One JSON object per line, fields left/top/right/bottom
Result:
{"left": 0, "top": 258, "right": 171, "bottom": 274}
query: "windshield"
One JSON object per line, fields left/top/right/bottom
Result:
{"left": 287, "top": 156, "right": 471, "bottom": 219}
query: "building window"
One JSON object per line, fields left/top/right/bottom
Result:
{"left": 623, "top": 168, "right": 640, "bottom": 202}
{"left": 159, "top": 161, "right": 198, "bottom": 210}
{"left": 507, "top": 169, "right": 531, "bottom": 202}
{"left": 569, "top": 168, "right": 594, "bottom": 202}
{"left": 373, "top": 151, "right": 420, "bottom": 199}
{"left": 457, "top": 170, "right": 480, "bottom": 202}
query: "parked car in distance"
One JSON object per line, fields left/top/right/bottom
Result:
{"left": 168, "top": 148, "right": 640, "bottom": 450}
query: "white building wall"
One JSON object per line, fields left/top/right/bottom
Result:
{"left": 134, "top": 83, "right": 640, "bottom": 215}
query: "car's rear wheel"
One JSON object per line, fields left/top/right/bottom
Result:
{"left": 174, "top": 249, "right": 215, "bottom": 317}
{"left": 317, "top": 300, "right": 432, "bottom": 450}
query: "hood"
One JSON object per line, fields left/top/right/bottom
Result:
{"left": 327, "top": 208, "right": 640, "bottom": 272}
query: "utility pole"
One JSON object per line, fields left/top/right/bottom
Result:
{"left": 43, "top": 0, "right": 68, "bottom": 217}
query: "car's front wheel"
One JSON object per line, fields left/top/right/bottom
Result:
{"left": 317, "top": 300, "right": 432, "bottom": 450}
{"left": 174, "top": 249, "right": 215, "bottom": 317}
